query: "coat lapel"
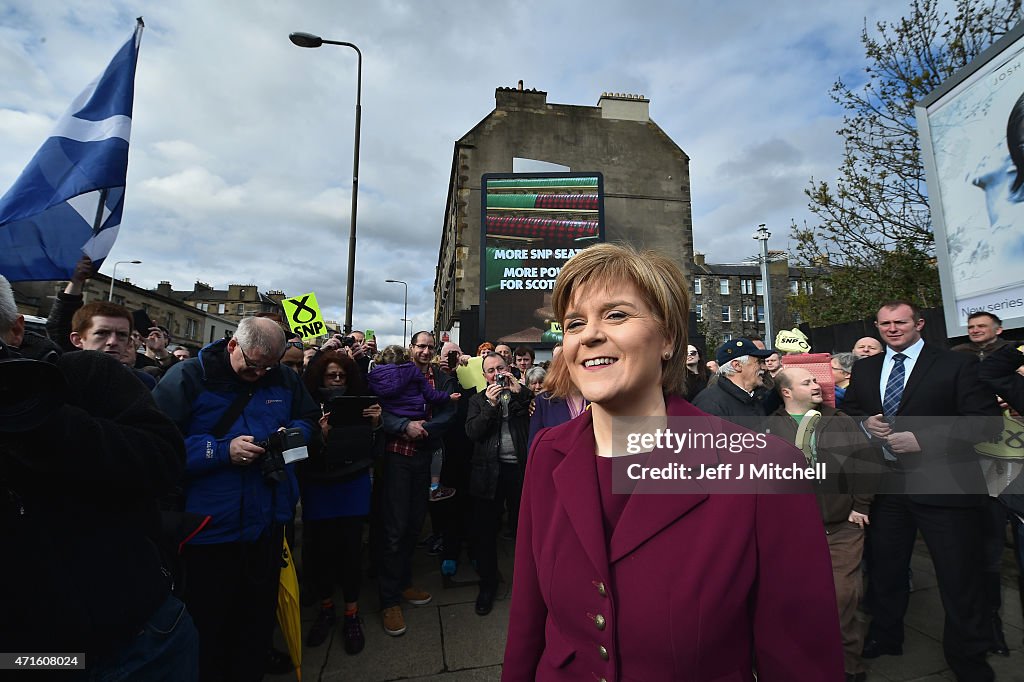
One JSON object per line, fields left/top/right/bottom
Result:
{"left": 551, "top": 411, "right": 610, "bottom": 576}
{"left": 609, "top": 396, "right": 712, "bottom": 563}
{"left": 897, "top": 344, "right": 937, "bottom": 414}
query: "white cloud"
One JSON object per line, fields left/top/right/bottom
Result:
{"left": 0, "top": 0, "right": 918, "bottom": 337}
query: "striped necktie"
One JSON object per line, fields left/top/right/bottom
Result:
{"left": 882, "top": 353, "right": 907, "bottom": 418}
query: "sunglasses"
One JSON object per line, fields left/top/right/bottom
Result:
{"left": 687, "top": 350, "right": 698, "bottom": 356}
{"left": 325, "top": 371, "right": 346, "bottom": 380}
{"left": 285, "top": 340, "right": 304, "bottom": 350}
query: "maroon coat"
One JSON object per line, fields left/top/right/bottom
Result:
{"left": 503, "top": 395, "right": 844, "bottom": 681}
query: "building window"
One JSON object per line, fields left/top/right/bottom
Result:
{"left": 757, "top": 305, "right": 765, "bottom": 323}
{"left": 790, "top": 280, "right": 799, "bottom": 294}
{"left": 720, "top": 279, "right": 729, "bottom": 295}
{"left": 742, "top": 305, "right": 755, "bottom": 322}
{"left": 756, "top": 279, "right": 764, "bottom": 296}
{"left": 112, "top": 295, "right": 125, "bottom": 306}
{"left": 741, "top": 279, "right": 753, "bottom": 295}
{"left": 694, "top": 278, "right": 702, "bottom": 295}
{"left": 218, "top": 303, "right": 226, "bottom": 315}
{"left": 721, "top": 305, "right": 731, "bottom": 322}
{"left": 185, "top": 318, "right": 198, "bottom": 339}
{"left": 236, "top": 304, "right": 244, "bottom": 315}
{"left": 695, "top": 304, "right": 703, "bottom": 321}
{"left": 722, "top": 333, "right": 733, "bottom": 342}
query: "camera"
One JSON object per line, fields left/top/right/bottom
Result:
{"left": 341, "top": 335, "right": 356, "bottom": 348}
{"left": 447, "top": 350, "right": 460, "bottom": 370}
{"left": 495, "top": 373, "right": 509, "bottom": 389}
{"left": 254, "top": 427, "right": 305, "bottom": 483}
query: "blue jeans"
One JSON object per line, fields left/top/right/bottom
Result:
{"left": 85, "top": 593, "right": 199, "bottom": 681}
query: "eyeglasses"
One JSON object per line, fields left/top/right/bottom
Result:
{"left": 325, "top": 371, "right": 346, "bottom": 380}
{"left": 687, "top": 351, "right": 698, "bottom": 356}
{"left": 285, "top": 341, "right": 304, "bottom": 350}
{"left": 238, "top": 344, "right": 277, "bottom": 373}
{"left": 412, "top": 343, "right": 435, "bottom": 351}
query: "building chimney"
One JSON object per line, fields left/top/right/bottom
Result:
{"left": 495, "top": 85, "right": 547, "bottom": 111}
{"left": 693, "top": 252, "right": 706, "bottom": 267}
{"left": 597, "top": 92, "right": 650, "bottom": 122}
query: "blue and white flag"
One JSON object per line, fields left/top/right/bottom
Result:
{"left": 0, "top": 19, "right": 143, "bottom": 281}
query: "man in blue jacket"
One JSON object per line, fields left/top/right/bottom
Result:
{"left": 153, "top": 316, "right": 317, "bottom": 681}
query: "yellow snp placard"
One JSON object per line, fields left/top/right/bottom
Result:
{"left": 281, "top": 291, "right": 327, "bottom": 340}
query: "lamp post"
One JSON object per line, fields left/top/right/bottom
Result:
{"left": 385, "top": 279, "right": 408, "bottom": 346}
{"left": 289, "top": 31, "right": 362, "bottom": 334}
{"left": 108, "top": 260, "right": 141, "bottom": 301}
{"left": 752, "top": 224, "right": 773, "bottom": 348}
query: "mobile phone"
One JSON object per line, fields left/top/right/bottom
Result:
{"left": 365, "top": 329, "right": 375, "bottom": 342}
{"left": 447, "top": 350, "right": 460, "bottom": 369}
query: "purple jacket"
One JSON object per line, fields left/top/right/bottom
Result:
{"left": 368, "top": 362, "right": 453, "bottom": 419}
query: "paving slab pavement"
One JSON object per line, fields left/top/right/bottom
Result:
{"left": 276, "top": 528, "right": 1023, "bottom": 681}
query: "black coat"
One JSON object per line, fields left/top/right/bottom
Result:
{"left": 691, "top": 376, "right": 767, "bottom": 425}
{"left": 0, "top": 350, "right": 185, "bottom": 656}
{"left": 464, "top": 387, "right": 532, "bottom": 499}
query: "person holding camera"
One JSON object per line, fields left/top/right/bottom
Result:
{"left": 152, "top": 316, "right": 318, "bottom": 681}
{"left": 464, "top": 351, "right": 533, "bottom": 616}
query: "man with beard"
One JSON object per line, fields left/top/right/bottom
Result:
{"left": 692, "top": 338, "right": 774, "bottom": 423}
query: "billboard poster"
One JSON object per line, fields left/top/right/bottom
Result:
{"left": 917, "top": 24, "right": 1024, "bottom": 335}
{"left": 479, "top": 172, "right": 605, "bottom": 345}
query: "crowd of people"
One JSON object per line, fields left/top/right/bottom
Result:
{"left": 3, "top": 243, "right": 1024, "bottom": 681}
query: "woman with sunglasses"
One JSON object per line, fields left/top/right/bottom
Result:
{"left": 684, "top": 344, "right": 710, "bottom": 398}
{"left": 299, "top": 351, "right": 381, "bottom": 654}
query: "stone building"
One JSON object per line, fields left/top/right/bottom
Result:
{"left": 434, "top": 85, "right": 694, "bottom": 347}
{"left": 12, "top": 275, "right": 238, "bottom": 351}
{"left": 691, "top": 252, "right": 817, "bottom": 351}
{"left": 157, "top": 281, "right": 286, "bottom": 324}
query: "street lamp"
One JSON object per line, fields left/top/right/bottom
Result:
{"left": 289, "top": 31, "right": 362, "bottom": 335}
{"left": 752, "top": 224, "right": 773, "bottom": 347}
{"left": 385, "top": 279, "right": 408, "bottom": 346}
{"left": 108, "top": 260, "right": 141, "bottom": 301}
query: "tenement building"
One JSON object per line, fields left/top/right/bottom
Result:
{"left": 434, "top": 84, "right": 694, "bottom": 348}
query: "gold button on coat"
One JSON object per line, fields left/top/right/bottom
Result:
{"left": 598, "top": 645, "right": 609, "bottom": 661}
{"left": 595, "top": 581, "right": 607, "bottom": 597}
{"left": 594, "top": 614, "right": 606, "bottom": 630}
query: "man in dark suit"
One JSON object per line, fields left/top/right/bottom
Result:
{"left": 842, "top": 301, "right": 1001, "bottom": 682}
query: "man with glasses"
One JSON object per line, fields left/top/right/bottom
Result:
{"left": 377, "top": 331, "right": 459, "bottom": 636}
{"left": 153, "top": 316, "right": 318, "bottom": 680}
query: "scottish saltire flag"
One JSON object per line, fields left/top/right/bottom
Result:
{"left": 0, "top": 19, "right": 144, "bottom": 281}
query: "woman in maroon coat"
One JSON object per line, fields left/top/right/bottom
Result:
{"left": 503, "top": 244, "right": 843, "bottom": 681}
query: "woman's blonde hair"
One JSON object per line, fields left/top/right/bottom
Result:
{"left": 545, "top": 242, "right": 690, "bottom": 399}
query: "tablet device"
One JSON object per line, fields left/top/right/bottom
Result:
{"left": 326, "top": 395, "right": 379, "bottom": 426}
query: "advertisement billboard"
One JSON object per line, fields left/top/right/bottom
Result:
{"left": 917, "top": 22, "right": 1024, "bottom": 335}
{"left": 479, "top": 172, "right": 605, "bottom": 345}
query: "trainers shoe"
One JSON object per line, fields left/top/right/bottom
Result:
{"left": 381, "top": 605, "right": 406, "bottom": 636}
{"left": 402, "top": 586, "right": 433, "bottom": 605}
{"left": 426, "top": 535, "right": 444, "bottom": 556}
{"left": 430, "top": 486, "right": 456, "bottom": 502}
{"left": 305, "top": 605, "right": 337, "bottom": 648}
{"left": 441, "top": 559, "right": 458, "bottom": 576}
{"left": 343, "top": 614, "right": 365, "bottom": 654}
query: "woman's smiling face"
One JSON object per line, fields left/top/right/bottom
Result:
{"left": 561, "top": 278, "right": 672, "bottom": 416}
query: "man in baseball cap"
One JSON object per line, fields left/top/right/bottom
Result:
{"left": 693, "top": 338, "right": 774, "bottom": 421}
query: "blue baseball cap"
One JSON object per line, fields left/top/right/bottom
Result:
{"left": 715, "top": 338, "right": 773, "bottom": 366}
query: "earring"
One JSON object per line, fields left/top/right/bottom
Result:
{"left": 663, "top": 352, "right": 672, "bottom": 360}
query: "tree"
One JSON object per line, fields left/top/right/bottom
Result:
{"left": 792, "top": 0, "right": 1023, "bottom": 326}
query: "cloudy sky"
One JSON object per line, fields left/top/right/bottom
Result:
{"left": 0, "top": 0, "right": 912, "bottom": 347}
